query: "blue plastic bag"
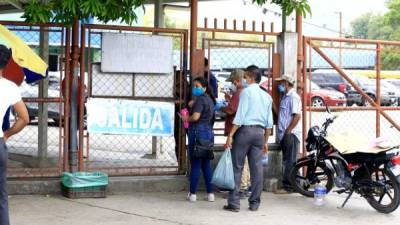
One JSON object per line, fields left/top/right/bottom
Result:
{"left": 211, "top": 149, "right": 235, "bottom": 190}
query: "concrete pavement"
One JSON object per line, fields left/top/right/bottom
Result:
{"left": 9, "top": 191, "right": 400, "bottom": 225}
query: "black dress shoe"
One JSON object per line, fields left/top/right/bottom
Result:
{"left": 248, "top": 206, "right": 259, "bottom": 212}
{"left": 223, "top": 205, "right": 240, "bottom": 212}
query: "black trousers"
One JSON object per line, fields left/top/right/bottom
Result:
{"left": 280, "top": 133, "right": 299, "bottom": 190}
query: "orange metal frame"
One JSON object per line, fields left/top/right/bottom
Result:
{"left": 302, "top": 36, "right": 400, "bottom": 151}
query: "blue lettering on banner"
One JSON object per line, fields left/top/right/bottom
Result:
{"left": 87, "top": 98, "right": 174, "bottom": 136}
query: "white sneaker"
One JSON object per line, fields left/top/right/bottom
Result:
{"left": 186, "top": 193, "right": 197, "bottom": 202}
{"left": 207, "top": 193, "right": 215, "bottom": 202}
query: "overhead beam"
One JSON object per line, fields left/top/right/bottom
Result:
{"left": 0, "top": 5, "right": 22, "bottom": 13}
{"left": 6, "top": 0, "right": 22, "bottom": 10}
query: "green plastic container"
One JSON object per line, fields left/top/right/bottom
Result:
{"left": 61, "top": 172, "right": 108, "bottom": 188}
{"left": 61, "top": 172, "right": 108, "bottom": 198}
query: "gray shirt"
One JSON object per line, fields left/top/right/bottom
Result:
{"left": 278, "top": 89, "right": 302, "bottom": 142}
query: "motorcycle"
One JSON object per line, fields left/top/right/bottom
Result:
{"left": 290, "top": 106, "right": 400, "bottom": 213}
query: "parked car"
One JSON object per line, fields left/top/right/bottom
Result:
{"left": 307, "top": 81, "right": 347, "bottom": 107}
{"left": 311, "top": 70, "right": 362, "bottom": 106}
{"left": 258, "top": 79, "right": 346, "bottom": 107}
{"left": 385, "top": 78, "right": 400, "bottom": 89}
{"left": 382, "top": 80, "right": 400, "bottom": 106}
{"left": 352, "top": 76, "right": 397, "bottom": 106}
{"left": 311, "top": 70, "right": 396, "bottom": 106}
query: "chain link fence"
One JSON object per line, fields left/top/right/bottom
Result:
{"left": 82, "top": 25, "right": 187, "bottom": 176}
{"left": 1, "top": 22, "right": 67, "bottom": 178}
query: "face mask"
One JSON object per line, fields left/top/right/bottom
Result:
{"left": 242, "top": 79, "right": 249, "bottom": 88}
{"left": 278, "top": 84, "right": 286, "bottom": 93}
{"left": 192, "top": 87, "right": 204, "bottom": 97}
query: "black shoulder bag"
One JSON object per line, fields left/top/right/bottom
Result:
{"left": 192, "top": 98, "right": 215, "bottom": 160}
{"left": 192, "top": 125, "right": 214, "bottom": 160}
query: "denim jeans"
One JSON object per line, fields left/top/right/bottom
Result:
{"left": 0, "top": 138, "right": 9, "bottom": 225}
{"left": 188, "top": 123, "right": 214, "bottom": 194}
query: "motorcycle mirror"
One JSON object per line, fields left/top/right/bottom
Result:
{"left": 325, "top": 105, "right": 331, "bottom": 114}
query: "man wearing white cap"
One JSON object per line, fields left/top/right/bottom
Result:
{"left": 275, "top": 74, "right": 302, "bottom": 194}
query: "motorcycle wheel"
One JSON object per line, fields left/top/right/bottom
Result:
{"left": 289, "top": 160, "right": 334, "bottom": 198}
{"left": 365, "top": 168, "right": 400, "bottom": 214}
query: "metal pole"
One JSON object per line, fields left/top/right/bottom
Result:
{"left": 296, "top": 11, "right": 303, "bottom": 94}
{"left": 38, "top": 27, "right": 49, "bottom": 167}
{"left": 152, "top": 0, "right": 165, "bottom": 157}
{"left": 302, "top": 37, "right": 307, "bottom": 156}
{"left": 339, "top": 12, "right": 342, "bottom": 68}
{"left": 78, "top": 24, "right": 86, "bottom": 171}
{"left": 376, "top": 43, "right": 381, "bottom": 137}
{"left": 63, "top": 28, "right": 71, "bottom": 172}
{"left": 154, "top": 0, "right": 165, "bottom": 28}
{"left": 69, "top": 18, "right": 79, "bottom": 173}
{"left": 190, "top": 0, "right": 198, "bottom": 73}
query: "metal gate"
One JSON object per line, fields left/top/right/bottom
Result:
{"left": 302, "top": 36, "right": 400, "bottom": 151}
{"left": 79, "top": 24, "right": 188, "bottom": 176}
{"left": 1, "top": 21, "right": 69, "bottom": 178}
{"left": 197, "top": 18, "right": 279, "bottom": 140}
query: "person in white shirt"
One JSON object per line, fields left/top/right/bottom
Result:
{"left": 0, "top": 44, "right": 29, "bottom": 225}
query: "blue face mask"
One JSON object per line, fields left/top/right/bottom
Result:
{"left": 192, "top": 87, "right": 204, "bottom": 97}
{"left": 278, "top": 84, "right": 286, "bottom": 93}
{"left": 242, "top": 79, "right": 249, "bottom": 88}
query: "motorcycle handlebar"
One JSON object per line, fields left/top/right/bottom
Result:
{"left": 322, "top": 115, "right": 338, "bottom": 134}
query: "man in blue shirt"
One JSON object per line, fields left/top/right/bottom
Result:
{"left": 275, "top": 75, "right": 302, "bottom": 194}
{"left": 224, "top": 65, "right": 273, "bottom": 212}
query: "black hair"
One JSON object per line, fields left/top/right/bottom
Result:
{"left": 193, "top": 76, "right": 216, "bottom": 104}
{"left": 245, "top": 65, "right": 262, "bottom": 83}
{"left": 204, "top": 58, "right": 209, "bottom": 67}
{"left": 0, "top": 45, "right": 11, "bottom": 70}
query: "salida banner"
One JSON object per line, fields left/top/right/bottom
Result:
{"left": 87, "top": 98, "right": 174, "bottom": 137}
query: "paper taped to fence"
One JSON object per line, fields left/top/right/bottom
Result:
{"left": 101, "top": 33, "right": 173, "bottom": 74}
{"left": 87, "top": 98, "right": 174, "bottom": 136}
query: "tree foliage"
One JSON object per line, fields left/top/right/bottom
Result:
{"left": 350, "top": 0, "right": 400, "bottom": 69}
{"left": 22, "top": 0, "right": 147, "bottom": 26}
{"left": 252, "top": 0, "right": 311, "bottom": 17}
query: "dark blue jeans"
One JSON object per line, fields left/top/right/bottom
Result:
{"left": 188, "top": 124, "right": 214, "bottom": 194}
{"left": 0, "top": 138, "right": 9, "bottom": 225}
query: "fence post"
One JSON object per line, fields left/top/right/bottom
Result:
{"left": 69, "top": 19, "right": 80, "bottom": 173}
{"left": 376, "top": 43, "right": 381, "bottom": 137}
{"left": 38, "top": 27, "right": 49, "bottom": 167}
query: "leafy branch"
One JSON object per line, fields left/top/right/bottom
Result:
{"left": 22, "top": 0, "right": 148, "bottom": 26}
{"left": 252, "top": 0, "right": 311, "bottom": 17}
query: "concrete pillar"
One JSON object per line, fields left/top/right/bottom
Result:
{"left": 277, "top": 32, "right": 298, "bottom": 86}
{"left": 150, "top": 0, "right": 165, "bottom": 157}
{"left": 264, "top": 31, "right": 299, "bottom": 190}
{"left": 38, "top": 28, "right": 49, "bottom": 166}
{"left": 154, "top": 0, "right": 164, "bottom": 28}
